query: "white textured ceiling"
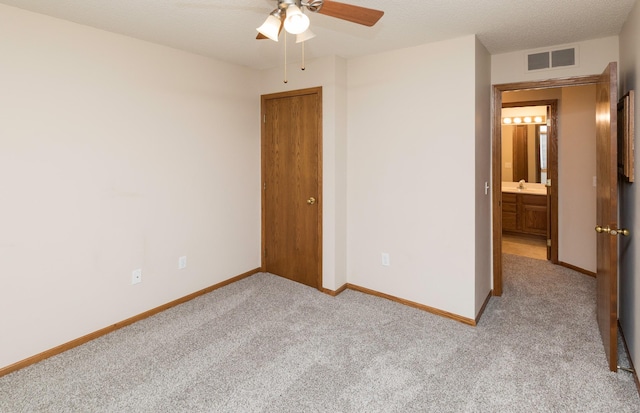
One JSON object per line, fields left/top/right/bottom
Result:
{"left": 0, "top": 0, "right": 636, "bottom": 70}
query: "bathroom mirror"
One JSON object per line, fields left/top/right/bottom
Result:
{"left": 501, "top": 105, "right": 549, "bottom": 184}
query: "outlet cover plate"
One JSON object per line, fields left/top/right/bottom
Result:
{"left": 381, "top": 253, "right": 390, "bottom": 266}
{"left": 132, "top": 268, "right": 142, "bottom": 284}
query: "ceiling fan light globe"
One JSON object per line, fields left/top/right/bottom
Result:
{"left": 284, "top": 5, "right": 310, "bottom": 35}
{"left": 257, "top": 15, "right": 281, "bottom": 41}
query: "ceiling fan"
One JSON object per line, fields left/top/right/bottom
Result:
{"left": 256, "top": 0, "right": 384, "bottom": 42}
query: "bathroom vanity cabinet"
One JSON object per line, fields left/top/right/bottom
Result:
{"left": 502, "top": 192, "right": 547, "bottom": 237}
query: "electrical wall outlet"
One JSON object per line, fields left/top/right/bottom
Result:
{"left": 178, "top": 256, "right": 187, "bottom": 270}
{"left": 381, "top": 253, "right": 390, "bottom": 266}
{"left": 132, "top": 268, "right": 142, "bottom": 285}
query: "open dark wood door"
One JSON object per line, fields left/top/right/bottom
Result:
{"left": 595, "top": 62, "right": 618, "bottom": 372}
{"left": 261, "top": 87, "right": 322, "bottom": 290}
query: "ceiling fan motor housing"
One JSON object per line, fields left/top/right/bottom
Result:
{"left": 278, "top": 0, "right": 299, "bottom": 9}
{"left": 278, "top": 0, "right": 324, "bottom": 13}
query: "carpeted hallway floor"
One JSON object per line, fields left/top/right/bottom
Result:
{"left": 1, "top": 254, "right": 638, "bottom": 412}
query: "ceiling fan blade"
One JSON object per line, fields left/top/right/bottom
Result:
{"left": 317, "top": 1, "right": 384, "bottom": 27}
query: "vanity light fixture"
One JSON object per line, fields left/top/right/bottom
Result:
{"left": 502, "top": 115, "right": 546, "bottom": 125}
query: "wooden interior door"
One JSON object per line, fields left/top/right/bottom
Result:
{"left": 261, "top": 87, "right": 322, "bottom": 289}
{"left": 595, "top": 62, "right": 618, "bottom": 372}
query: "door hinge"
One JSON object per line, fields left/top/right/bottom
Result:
{"left": 263, "top": 249, "right": 267, "bottom": 258}
{"left": 263, "top": 114, "right": 266, "bottom": 123}
{"left": 547, "top": 239, "right": 552, "bottom": 247}
{"left": 263, "top": 182, "right": 266, "bottom": 190}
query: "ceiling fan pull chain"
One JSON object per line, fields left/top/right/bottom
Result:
{"left": 283, "top": 31, "right": 288, "bottom": 84}
{"left": 301, "top": 41, "right": 306, "bottom": 71}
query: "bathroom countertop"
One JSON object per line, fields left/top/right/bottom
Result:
{"left": 501, "top": 186, "right": 547, "bottom": 195}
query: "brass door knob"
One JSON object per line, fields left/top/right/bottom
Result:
{"left": 595, "top": 225, "right": 609, "bottom": 233}
{"left": 610, "top": 228, "right": 630, "bottom": 236}
{"left": 307, "top": 197, "right": 316, "bottom": 205}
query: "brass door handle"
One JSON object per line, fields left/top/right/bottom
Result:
{"left": 595, "top": 225, "right": 630, "bottom": 236}
{"left": 307, "top": 197, "right": 316, "bottom": 205}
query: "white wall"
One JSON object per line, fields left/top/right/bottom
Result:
{"left": 259, "top": 54, "right": 349, "bottom": 291}
{"left": 0, "top": 4, "right": 261, "bottom": 369}
{"left": 475, "top": 37, "right": 492, "bottom": 314}
{"left": 502, "top": 86, "right": 597, "bottom": 273}
{"left": 347, "top": 35, "right": 482, "bottom": 319}
{"left": 619, "top": 0, "right": 640, "bottom": 381}
{"left": 492, "top": 37, "right": 620, "bottom": 85}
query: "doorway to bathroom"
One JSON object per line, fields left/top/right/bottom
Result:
{"left": 500, "top": 99, "right": 558, "bottom": 263}
{"left": 492, "top": 75, "right": 602, "bottom": 296}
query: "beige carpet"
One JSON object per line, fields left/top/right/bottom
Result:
{"left": 1, "top": 256, "right": 638, "bottom": 411}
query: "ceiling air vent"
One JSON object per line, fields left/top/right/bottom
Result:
{"left": 526, "top": 47, "right": 577, "bottom": 72}
{"left": 528, "top": 52, "right": 550, "bottom": 71}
